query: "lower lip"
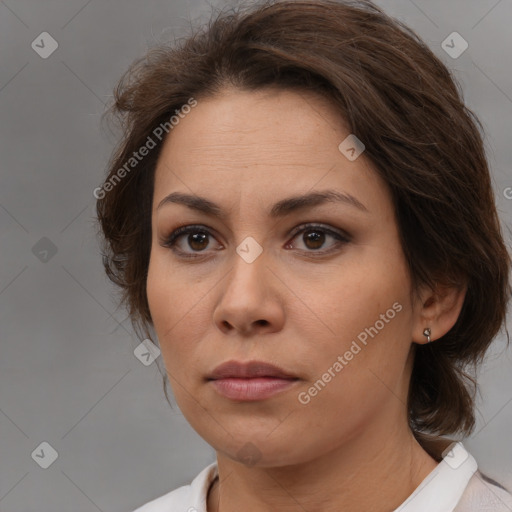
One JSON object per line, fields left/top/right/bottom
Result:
{"left": 210, "top": 377, "right": 298, "bottom": 401}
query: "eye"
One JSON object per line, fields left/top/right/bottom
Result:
{"left": 285, "top": 223, "right": 350, "bottom": 255}
{"left": 160, "top": 224, "right": 222, "bottom": 258}
{"left": 161, "top": 222, "right": 350, "bottom": 259}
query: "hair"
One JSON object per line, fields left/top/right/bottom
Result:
{"left": 96, "top": 0, "right": 511, "bottom": 441}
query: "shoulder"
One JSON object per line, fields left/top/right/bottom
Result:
{"left": 454, "top": 470, "right": 512, "bottom": 511}
{"left": 131, "top": 463, "right": 218, "bottom": 512}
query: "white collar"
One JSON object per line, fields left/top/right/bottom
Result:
{"left": 394, "top": 442, "right": 478, "bottom": 512}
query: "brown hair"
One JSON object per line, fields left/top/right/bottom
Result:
{"left": 96, "top": 0, "right": 511, "bottom": 438}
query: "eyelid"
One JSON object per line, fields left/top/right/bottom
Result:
{"left": 159, "top": 224, "right": 219, "bottom": 247}
{"left": 288, "top": 222, "right": 351, "bottom": 242}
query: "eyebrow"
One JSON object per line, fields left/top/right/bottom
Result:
{"left": 156, "top": 189, "right": 369, "bottom": 217}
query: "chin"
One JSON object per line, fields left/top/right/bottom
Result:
{"left": 206, "top": 428, "right": 311, "bottom": 468}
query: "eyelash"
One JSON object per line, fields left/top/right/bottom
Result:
{"left": 161, "top": 223, "right": 351, "bottom": 259}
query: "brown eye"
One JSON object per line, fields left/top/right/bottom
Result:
{"left": 287, "top": 223, "right": 350, "bottom": 255}
{"left": 161, "top": 225, "right": 222, "bottom": 258}
{"left": 303, "top": 229, "right": 326, "bottom": 250}
{"left": 188, "top": 232, "right": 209, "bottom": 251}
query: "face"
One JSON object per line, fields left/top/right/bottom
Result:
{"left": 147, "top": 87, "right": 422, "bottom": 467}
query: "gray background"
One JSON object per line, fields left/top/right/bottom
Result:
{"left": 1, "top": 0, "right": 511, "bottom": 511}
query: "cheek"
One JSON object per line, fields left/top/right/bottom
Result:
{"left": 146, "top": 255, "right": 188, "bottom": 360}
{"left": 295, "top": 260, "right": 413, "bottom": 383}
{"left": 146, "top": 249, "right": 194, "bottom": 325}
{"left": 293, "top": 306, "right": 413, "bottom": 442}
{"left": 305, "top": 261, "right": 407, "bottom": 332}
{"left": 146, "top": 253, "right": 213, "bottom": 375}
{"left": 146, "top": 256, "right": 172, "bottom": 327}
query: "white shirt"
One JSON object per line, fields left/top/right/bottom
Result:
{"left": 132, "top": 443, "right": 512, "bottom": 511}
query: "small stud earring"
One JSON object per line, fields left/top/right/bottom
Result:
{"left": 423, "top": 327, "right": 432, "bottom": 343}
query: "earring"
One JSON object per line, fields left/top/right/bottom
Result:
{"left": 423, "top": 327, "right": 432, "bottom": 343}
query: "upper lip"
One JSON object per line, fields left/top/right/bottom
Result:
{"left": 207, "top": 360, "right": 297, "bottom": 380}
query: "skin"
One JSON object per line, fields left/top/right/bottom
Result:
{"left": 146, "top": 87, "right": 466, "bottom": 512}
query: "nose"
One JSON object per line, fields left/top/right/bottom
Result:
{"left": 212, "top": 246, "right": 286, "bottom": 336}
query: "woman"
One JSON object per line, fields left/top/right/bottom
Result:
{"left": 96, "top": 1, "right": 512, "bottom": 510}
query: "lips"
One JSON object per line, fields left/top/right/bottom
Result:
{"left": 207, "top": 360, "right": 297, "bottom": 380}
{"left": 207, "top": 360, "right": 299, "bottom": 401}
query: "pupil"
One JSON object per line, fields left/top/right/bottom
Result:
{"left": 304, "top": 230, "right": 324, "bottom": 249}
{"left": 189, "top": 232, "right": 208, "bottom": 250}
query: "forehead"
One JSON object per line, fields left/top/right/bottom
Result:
{"left": 152, "top": 87, "right": 389, "bottom": 216}
{"left": 159, "top": 87, "right": 345, "bottom": 161}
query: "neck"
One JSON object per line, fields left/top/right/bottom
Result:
{"left": 207, "top": 419, "right": 439, "bottom": 512}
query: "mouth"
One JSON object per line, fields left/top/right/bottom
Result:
{"left": 206, "top": 360, "right": 300, "bottom": 401}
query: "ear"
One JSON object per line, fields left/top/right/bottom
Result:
{"left": 412, "top": 282, "right": 467, "bottom": 344}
